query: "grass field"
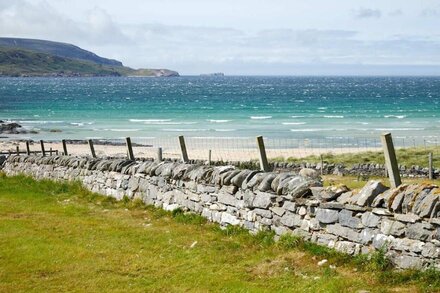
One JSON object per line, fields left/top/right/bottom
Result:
{"left": 272, "top": 146, "right": 440, "bottom": 169}
{"left": 1, "top": 174, "right": 439, "bottom": 292}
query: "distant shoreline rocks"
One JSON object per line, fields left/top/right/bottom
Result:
{"left": 200, "top": 72, "right": 225, "bottom": 77}
{"left": 0, "top": 120, "right": 38, "bottom": 135}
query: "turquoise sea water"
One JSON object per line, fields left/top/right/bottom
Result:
{"left": 1, "top": 76, "right": 439, "bottom": 146}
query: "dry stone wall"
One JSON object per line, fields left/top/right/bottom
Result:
{"left": 2, "top": 155, "right": 440, "bottom": 270}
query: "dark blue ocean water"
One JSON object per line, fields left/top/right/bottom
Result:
{"left": 0, "top": 76, "right": 439, "bottom": 144}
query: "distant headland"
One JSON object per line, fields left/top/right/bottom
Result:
{"left": 0, "top": 37, "right": 179, "bottom": 77}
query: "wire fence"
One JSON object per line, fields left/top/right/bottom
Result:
{"left": 2, "top": 136, "right": 440, "bottom": 170}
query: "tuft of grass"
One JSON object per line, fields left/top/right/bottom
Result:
{"left": 171, "top": 208, "right": 207, "bottom": 225}
{"left": 277, "top": 233, "right": 302, "bottom": 249}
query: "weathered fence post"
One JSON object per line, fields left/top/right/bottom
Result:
{"left": 49, "top": 148, "right": 53, "bottom": 156}
{"left": 40, "top": 140, "right": 46, "bottom": 157}
{"left": 157, "top": 147, "right": 163, "bottom": 162}
{"left": 125, "top": 137, "right": 135, "bottom": 160}
{"left": 208, "top": 149, "right": 212, "bottom": 165}
{"left": 16, "top": 146, "right": 19, "bottom": 155}
{"left": 380, "top": 133, "right": 401, "bottom": 188}
{"left": 256, "top": 136, "right": 269, "bottom": 172}
{"left": 88, "top": 139, "right": 96, "bottom": 158}
{"left": 178, "top": 135, "right": 189, "bottom": 163}
{"left": 429, "top": 152, "right": 433, "bottom": 180}
{"left": 26, "top": 141, "right": 31, "bottom": 155}
{"left": 320, "top": 154, "right": 324, "bottom": 175}
{"left": 62, "top": 139, "right": 68, "bottom": 156}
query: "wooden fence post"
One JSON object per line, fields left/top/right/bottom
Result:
{"left": 125, "top": 137, "right": 135, "bottom": 160}
{"left": 62, "top": 139, "right": 68, "bottom": 156}
{"left": 49, "top": 148, "right": 53, "bottom": 156}
{"left": 88, "top": 139, "right": 96, "bottom": 158}
{"left": 429, "top": 152, "right": 433, "bottom": 180}
{"left": 16, "top": 146, "right": 19, "bottom": 155}
{"left": 380, "top": 133, "right": 401, "bottom": 188}
{"left": 178, "top": 135, "right": 189, "bottom": 163}
{"left": 320, "top": 154, "right": 324, "bottom": 175}
{"left": 256, "top": 136, "right": 269, "bottom": 172}
{"left": 208, "top": 149, "right": 212, "bottom": 165}
{"left": 40, "top": 140, "right": 46, "bottom": 157}
{"left": 26, "top": 141, "right": 31, "bottom": 155}
{"left": 157, "top": 147, "right": 163, "bottom": 162}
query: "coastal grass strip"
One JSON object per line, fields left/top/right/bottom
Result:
{"left": 272, "top": 146, "right": 440, "bottom": 168}
{"left": 0, "top": 173, "right": 439, "bottom": 292}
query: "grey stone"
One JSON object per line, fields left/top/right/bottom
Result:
{"left": 372, "top": 234, "right": 394, "bottom": 249}
{"left": 230, "top": 170, "right": 252, "bottom": 187}
{"left": 316, "top": 208, "right": 339, "bottom": 224}
{"left": 344, "top": 204, "right": 367, "bottom": 212}
{"left": 339, "top": 209, "right": 363, "bottom": 229}
{"left": 197, "top": 184, "right": 216, "bottom": 194}
{"left": 361, "top": 212, "right": 381, "bottom": 228}
{"left": 415, "top": 192, "right": 439, "bottom": 218}
{"left": 271, "top": 173, "right": 293, "bottom": 192}
{"left": 394, "top": 213, "right": 420, "bottom": 223}
{"left": 327, "top": 224, "right": 361, "bottom": 242}
{"left": 380, "top": 219, "right": 405, "bottom": 236}
{"left": 252, "top": 191, "right": 273, "bottom": 209}
{"left": 299, "top": 168, "right": 320, "bottom": 179}
{"left": 335, "top": 241, "right": 359, "bottom": 255}
{"left": 391, "top": 238, "right": 424, "bottom": 253}
{"left": 257, "top": 173, "right": 277, "bottom": 192}
{"left": 282, "top": 201, "right": 296, "bottom": 212}
{"left": 253, "top": 208, "right": 272, "bottom": 218}
{"left": 422, "top": 242, "right": 440, "bottom": 258}
{"left": 372, "top": 208, "right": 393, "bottom": 216}
{"left": 412, "top": 188, "right": 432, "bottom": 215}
{"left": 280, "top": 212, "right": 302, "bottom": 227}
{"left": 336, "top": 191, "right": 354, "bottom": 205}
{"left": 406, "top": 223, "right": 432, "bottom": 241}
{"left": 356, "top": 181, "right": 388, "bottom": 207}
{"left": 390, "top": 191, "right": 405, "bottom": 213}
{"left": 319, "top": 202, "right": 344, "bottom": 210}
{"left": 394, "top": 255, "right": 424, "bottom": 270}
{"left": 270, "top": 207, "right": 286, "bottom": 217}
{"left": 220, "top": 184, "right": 238, "bottom": 195}
{"left": 221, "top": 212, "right": 240, "bottom": 225}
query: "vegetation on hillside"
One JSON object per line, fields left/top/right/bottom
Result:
{"left": 0, "top": 174, "right": 439, "bottom": 292}
{"left": 0, "top": 47, "right": 123, "bottom": 77}
{"left": 0, "top": 37, "right": 122, "bottom": 66}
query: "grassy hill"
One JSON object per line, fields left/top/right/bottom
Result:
{"left": 0, "top": 46, "right": 123, "bottom": 77}
{"left": 0, "top": 37, "right": 122, "bottom": 66}
{"left": 0, "top": 38, "right": 179, "bottom": 77}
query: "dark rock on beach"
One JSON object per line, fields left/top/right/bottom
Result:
{"left": 0, "top": 121, "right": 27, "bottom": 134}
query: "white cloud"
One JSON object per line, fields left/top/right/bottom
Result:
{"left": 353, "top": 8, "right": 382, "bottom": 19}
{"left": 0, "top": 0, "right": 440, "bottom": 75}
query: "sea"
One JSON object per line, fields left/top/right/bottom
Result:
{"left": 1, "top": 76, "right": 439, "bottom": 147}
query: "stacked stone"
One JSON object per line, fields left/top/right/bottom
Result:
{"left": 2, "top": 154, "right": 439, "bottom": 270}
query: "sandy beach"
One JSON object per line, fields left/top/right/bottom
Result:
{"left": 0, "top": 140, "right": 382, "bottom": 162}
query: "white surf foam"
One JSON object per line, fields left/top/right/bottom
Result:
{"left": 250, "top": 116, "right": 272, "bottom": 120}
{"left": 207, "top": 119, "right": 232, "bottom": 123}
{"left": 384, "top": 115, "right": 406, "bottom": 119}
{"left": 323, "top": 115, "right": 344, "bottom": 119}
{"left": 282, "top": 122, "right": 306, "bottom": 125}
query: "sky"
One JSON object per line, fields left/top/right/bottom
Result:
{"left": 1, "top": 0, "right": 440, "bottom": 75}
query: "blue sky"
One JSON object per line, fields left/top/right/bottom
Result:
{"left": 1, "top": 0, "right": 440, "bottom": 75}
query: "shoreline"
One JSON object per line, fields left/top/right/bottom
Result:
{"left": 0, "top": 139, "right": 382, "bottom": 161}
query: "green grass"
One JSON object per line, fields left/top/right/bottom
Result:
{"left": 0, "top": 174, "right": 439, "bottom": 292}
{"left": 272, "top": 146, "right": 440, "bottom": 169}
